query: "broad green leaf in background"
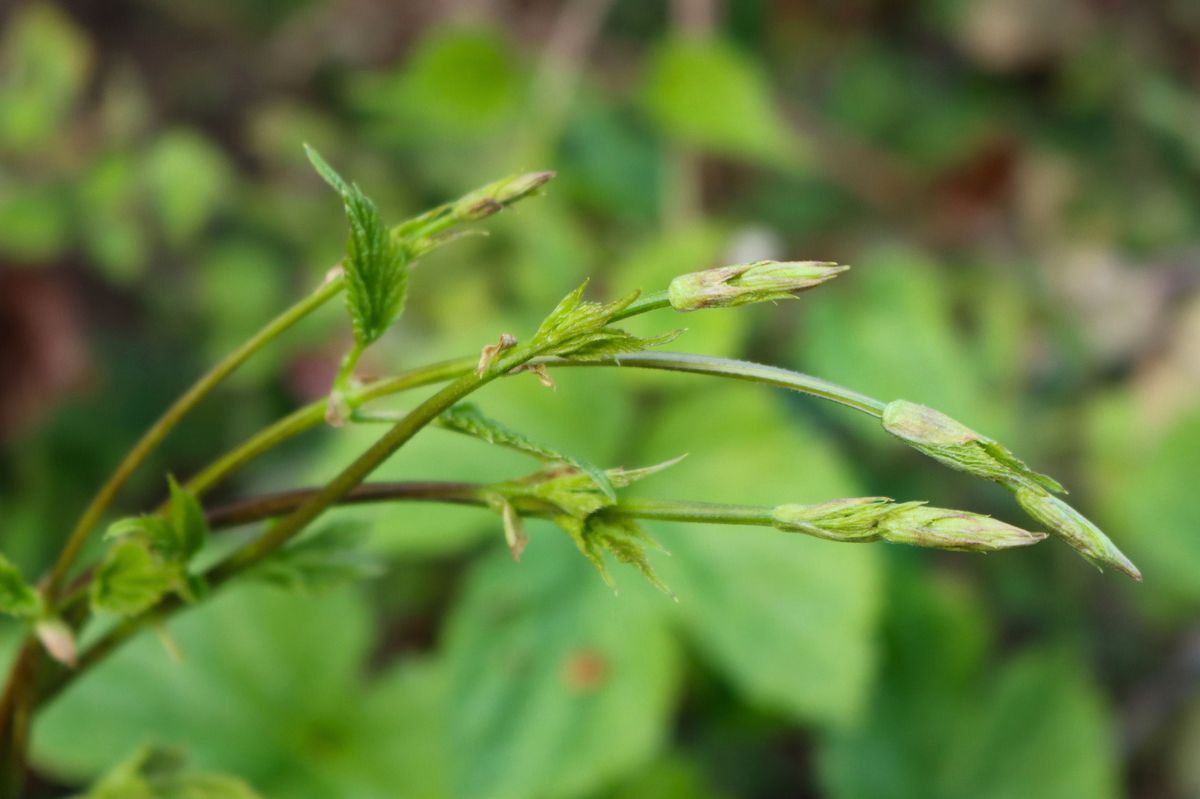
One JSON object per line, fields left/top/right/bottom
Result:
{"left": 637, "top": 386, "right": 882, "bottom": 727}
{"left": 77, "top": 151, "right": 148, "bottom": 283}
{"left": 252, "top": 522, "right": 384, "bottom": 595}
{"left": 818, "top": 564, "right": 993, "bottom": 799}
{"left": 349, "top": 26, "right": 520, "bottom": 141}
{"left": 143, "top": 129, "right": 233, "bottom": 247}
{"left": 0, "top": 180, "right": 71, "bottom": 260}
{"left": 443, "top": 533, "right": 680, "bottom": 799}
{"left": 1091, "top": 406, "right": 1200, "bottom": 608}
{"left": 36, "top": 586, "right": 452, "bottom": 799}
{"left": 819, "top": 573, "right": 1119, "bottom": 799}
{"left": 642, "top": 37, "right": 799, "bottom": 166}
{"left": 605, "top": 756, "right": 730, "bottom": 799}
{"left": 938, "top": 650, "right": 1119, "bottom": 799}
{"left": 197, "top": 239, "right": 288, "bottom": 379}
{"left": 797, "top": 247, "right": 1018, "bottom": 443}
{"left": 0, "top": 3, "right": 91, "bottom": 153}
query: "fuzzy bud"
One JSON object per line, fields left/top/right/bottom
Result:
{"left": 881, "top": 400, "right": 1064, "bottom": 493}
{"left": 773, "top": 497, "right": 1045, "bottom": 552}
{"left": 452, "top": 171, "right": 556, "bottom": 222}
{"left": 668, "top": 260, "right": 848, "bottom": 312}
{"left": 1014, "top": 486, "right": 1141, "bottom": 580}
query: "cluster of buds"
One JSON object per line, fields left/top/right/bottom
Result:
{"left": 668, "top": 260, "right": 848, "bottom": 312}
{"left": 771, "top": 497, "right": 1045, "bottom": 552}
{"left": 881, "top": 400, "right": 1140, "bottom": 578}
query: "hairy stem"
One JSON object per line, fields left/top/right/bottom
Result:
{"left": 44, "top": 274, "right": 346, "bottom": 602}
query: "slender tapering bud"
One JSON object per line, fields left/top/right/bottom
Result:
{"left": 772, "top": 497, "right": 1044, "bottom": 552}
{"left": 1014, "top": 486, "right": 1142, "bottom": 580}
{"left": 668, "top": 260, "right": 848, "bottom": 312}
{"left": 452, "top": 171, "right": 556, "bottom": 222}
{"left": 881, "top": 400, "right": 1064, "bottom": 493}
{"left": 879, "top": 504, "right": 1046, "bottom": 552}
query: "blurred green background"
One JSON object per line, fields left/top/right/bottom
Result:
{"left": 1, "top": 0, "right": 1199, "bottom": 796}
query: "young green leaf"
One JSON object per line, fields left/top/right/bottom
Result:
{"left": 105, "top": 477, "right": 208, "bottom": 564}
{"left": 304, "top": 143, "right": 408, "bottom": 348}
{"left": 90, "top": 540, "right": 177, "bottom": 617}
{"left": 0, "top": 554, "right": 42, "bottom": 619}
{"left": 496, "top": 458, "right": 684, "bottom": 593}
{"left": 437, "top": 402, "right": 616, "bottom": 499}
{"left": 166, "top": 475, "right": 207, "bottom": 560}
{"left": 252, "top": 522, "right": 384, "bottom": 595}
{"left": 527, "top": 280, "right": 643, "bottom": 357}
{"left": 79, "top": 745, "right": 263, "bottom": 799}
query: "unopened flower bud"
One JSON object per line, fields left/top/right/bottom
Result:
{"left": 774, "top": 497, "right": 1043, "bottom": 551}
{"left": 452, "top": 171, "right": 556, "bottom": 222}
{"left": 881, "top": 400, "right": 1063, "bottom": 493}
{"left": 1014, "top": 486, "right": 1141, "bottom": 580}
{"left": 880, "top": 505, "right": 1045, "bottom": 552}
{"left": 668, "top": 260, "right": 848, "bottom": 312}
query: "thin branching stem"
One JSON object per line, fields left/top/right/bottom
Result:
{"left": 44, "top": 275, "right": 346, "bottom": 602}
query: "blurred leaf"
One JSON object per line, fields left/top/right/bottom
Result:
{"left": 79, "top": 746, "right": 263, "bottom": 799}
{"left": 143, "top": 129, "right": 232, "bottom": 247}
{"left": 797, "top": 247, "right": 1014, "bottom": 440}
{"left": 0, "top": 179, "right": 71, "bottom": 260}
{"left": 90, "top": 540, "right": 177, "bottom": 617}
{"left": 444, "top": 533, "right": 679, "bottom": 799}
{"left": 822, "top": 633, "right": 1118, "bottom": 799}
{"left": 437, "top": 401, "right": 614, "bottom": 499}
{"left": 349, "top": 27, "right": 520, "bottom": 141}
{"left": 938, "top": 650, "right": 1119, "bottom": 799}
{"left": 37, "top": 585, "right": 450, "bottom": 799}
{"left": 78, "top": 151, "right": 148, "bottom": 282}
{"left": 0, "top": 3, "right": 90, "bottom": 152}
{"left": 818, "top": 564, "right": 992, "bottom": 799}
{"left": 606, "top": 756, "right": 729, "bottom": 799}
{"left": 197, "top": 239, "right": 287, "bottom": 376}
{"left": 639, "top": 386, "right": 881, "bottom": 726}
{"left": 1093, "top": 408, "right": 1200, "bottom": 607}
{"left": 253, "top": 522, "right": 384, "bottom": 594}
{"left": 0, "top": 554, "right": 41, "bottom": 619}
{"left": 642, "top": 37, "right": 798, "bottom": 166}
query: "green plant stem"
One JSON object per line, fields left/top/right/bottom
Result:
{"left": 209, "top": 371, "right": 487, "bottom": 581}
{"left": 203, "top": 483, "right": 777, "bottom": 531}
{"left": 178, "top": 356, "right": 476, "bottom": 501}
{"left": 44, "top": 274, "right": 346, "bottom": 602}
{"left": 564, "top": 352, "right": 886, "bottom": 416}
{"left": 609, "top": 290, "right": 671, "bottom": 321}
{"left": 179, "top": 350, "right": 882, "bottom": 506}
{"left": 31, "top": 484, "right": 824, "bottom": 708}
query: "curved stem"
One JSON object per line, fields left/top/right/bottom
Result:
{"left": 179, "top": 351, "right": 883, "bottom": 506}
{"left": 556, "top": 352, "right": 886, "bottom": 416}
{"left": 178, "top": 356, "right": 476, "bottom": 502}
{"left": 44, "top": 274, "right": 345, "bottom": 601}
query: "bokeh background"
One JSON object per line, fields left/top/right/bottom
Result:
{"left": 2, "top": 0, "right": 1199, "bottom": 796}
